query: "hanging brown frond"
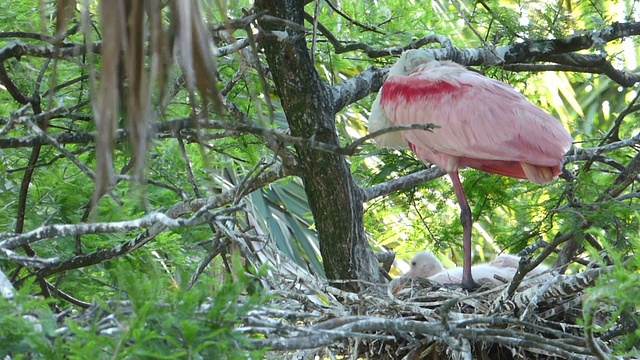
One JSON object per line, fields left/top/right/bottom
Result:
{"left": 146, "top": 1, "right": 170, "bottom": 110}
{"left": 94, "top": 0, "right": 124, "bottom": 200}
{"left": 170, "top": 0, "right": 225, "bottom": 115}
{"left": 123, "top": 1, "right": 149, "bottom": 182}
{"left": 92, "top": 0, "right": 224, "bottom": 201}
{"left": 55, "top": 0, "right": 76, "bottom": 41}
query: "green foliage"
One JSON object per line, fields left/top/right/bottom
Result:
{"left": 582, "top": 243, "right": 640, "bottom": 357}
{"left": 1, "top": 0, "right": 640, "bottom": 357}
{"left": 0, "top": 279, "right": 56, "bottom": 358}
{"left": 0, "top": 257, "right": 267, "bottom": 359}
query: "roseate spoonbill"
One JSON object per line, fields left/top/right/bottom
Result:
{"left": 403, "top": 251, "right": 516, "bottom": 287}
{"left": 429, "top": 264, "right": 516, "bottom": 287}
{"left": 369, "top": 50, "right": 573, "bottom": 290}
{"left": 491, "top": 254, "right": 553, "bottom": 281}
{"left": 405, "top": 251, "right": 444, "bottom": 278}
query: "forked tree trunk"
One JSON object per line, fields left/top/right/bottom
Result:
{"left": 255, "top": 0, "right": 380, "bottom": 291}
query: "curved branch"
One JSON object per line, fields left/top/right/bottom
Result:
{"left": 304, "top": 11, "right": 452, "bottom": 57}
{"left": 332, "top": 66, "right": 387, "bottom": 112}
{"left": 0, "top": 204, "right": 245, "bottom": 250}
{"left": 363, "top": 167, "right": 446, "bottom": 202}
{"left": 320, "top": 0, "right": 382, "bottom": 34}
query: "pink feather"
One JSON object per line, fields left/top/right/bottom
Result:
{"left": 380, "top": 61, "right": 573, "bottom": 184}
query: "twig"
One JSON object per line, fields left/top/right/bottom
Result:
{"left": 583, "top": 297, "right": 610, "bottom": 360}
{"left": 321, "top": 0, "right": 382, "bottom": 34}
{"left": 0, "top": 248, "right": 58, "bottom": 268}
{"left": 310, "top": 0, "right": 320, "bottom": 65}
{"left": 23, "top": 111, "right": 95, "bottom": 181}
{"left": 187, "top": 233, "right": 227, "bottom": 290}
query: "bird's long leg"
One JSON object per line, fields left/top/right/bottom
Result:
{"left": 449, "top": 171, "right": 478, "bottom": 291}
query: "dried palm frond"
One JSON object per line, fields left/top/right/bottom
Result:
{"left": 55, "top": 0, "right": 76, "bottom": 41}
{"left": 93, "top": 0, "right": 123, "bottom": 199}
{"left": 53, "top": 0, "right": 224, "bottom": 200}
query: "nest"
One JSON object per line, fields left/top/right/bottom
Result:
{"left": 237, "top": 259, "right": 624, "bottom": 360}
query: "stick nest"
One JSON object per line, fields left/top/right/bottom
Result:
{"left": 236, "top": 257, "right": 625, "bottom": 360}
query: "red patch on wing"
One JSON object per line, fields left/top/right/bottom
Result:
{"left": 460, "top": 158, "right": 528, "bottom": 179}
{"left": 381, "top": 78, "right": 464, "bottom": 105}
{"left": 406, "top": 143, "right": 537, "bottom": 180}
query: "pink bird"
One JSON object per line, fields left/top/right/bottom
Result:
{"left": 491, "top": 254, "right": 553, "bottom": 281}
{"left": 369, "top": 50, "right": 573, "bottom": 290}
{"left": 402, "top": 251, "right": 516, "bottom": 287}
{"left": 389, "top": 252, "right": 553, "bottom": 295}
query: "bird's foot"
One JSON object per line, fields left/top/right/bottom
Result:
{"left": 460, "top": 278, "right": 480, "bottom": 292}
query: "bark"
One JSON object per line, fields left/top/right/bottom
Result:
{"left": 255, "top": 0, "right": 379, "bottom": 290}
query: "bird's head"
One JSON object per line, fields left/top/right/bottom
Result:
{"left": 387, "top": 251, "right": 443, "bottom": 296}
{"left": 406, "top": 251, "right": 444, "bottom": 278}
{"left": 389, "top": 49, "right": 437, "bottom": 77}
{"left": 368, "top": 50, "right": 438, "bottom": 149}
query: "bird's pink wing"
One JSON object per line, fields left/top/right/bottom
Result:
{"left": 379, "top": 63, "right": 572, "bottom": 176}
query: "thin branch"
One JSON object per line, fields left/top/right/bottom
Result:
{"left": 363, "top": 167, "right": 447, "bottom": 202}
{"left": 4, "top": 116, "right": 438, "bottom": 157}
{"left": 23, "top": 113, "right": 95, "bottom": 181}
{"left": 7, "top": 146, "right": 94, "bottom": 174}
{"left": 0, "top": 103, "right": 31, "bottom": 137}
{"left": 348, "top": 124, "right": 438, "bottom": 152}
{"left": 303, "top": 12, "right": 451, "bottom": 57}
{"left": 177, "top": 133, "right": 203, "bottom": 198}
{"left": 563, "top": 154, "right": 626, "bottom": 173}
{"left": 46, "top": 281, "right": 92, "bottom": 309}
{"left": 0, "top": 204, "right": 245, "bottom": 251}
{"left": 0, "top": 248, "right": 58, "bottom": 268}
{"left": 600, "top": 94, "right": 640, "bottom": 145}
{"left": 187, "top": 233, "right": 228, "bottom": 290}
{"left": 310, "top": 0, "right": 320, "bottom": 65}
{"left": 568, "top": 134, "right": 640, "bottom": 157}
{"left": 320, "top": 0, "right": 383, "bottom": 34}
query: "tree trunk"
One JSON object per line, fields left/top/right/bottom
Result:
{"left": 255, "top": 0, "right": 380, "bottom": 291}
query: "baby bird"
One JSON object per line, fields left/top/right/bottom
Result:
{"left": 491, "top": 254, "right": 553, "bottom": 281}
{"left": 404, "top": 251, "right": 444, "bottom": 278}
{"left": 390, "top": 251, "right": 553, "bottom": 295}
{"left": 407, "top": 252, "right": 515, "bottom": 286}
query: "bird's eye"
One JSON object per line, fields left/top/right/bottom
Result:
{"left": 411, "top": 261, "right": 417, "bottom": 266}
